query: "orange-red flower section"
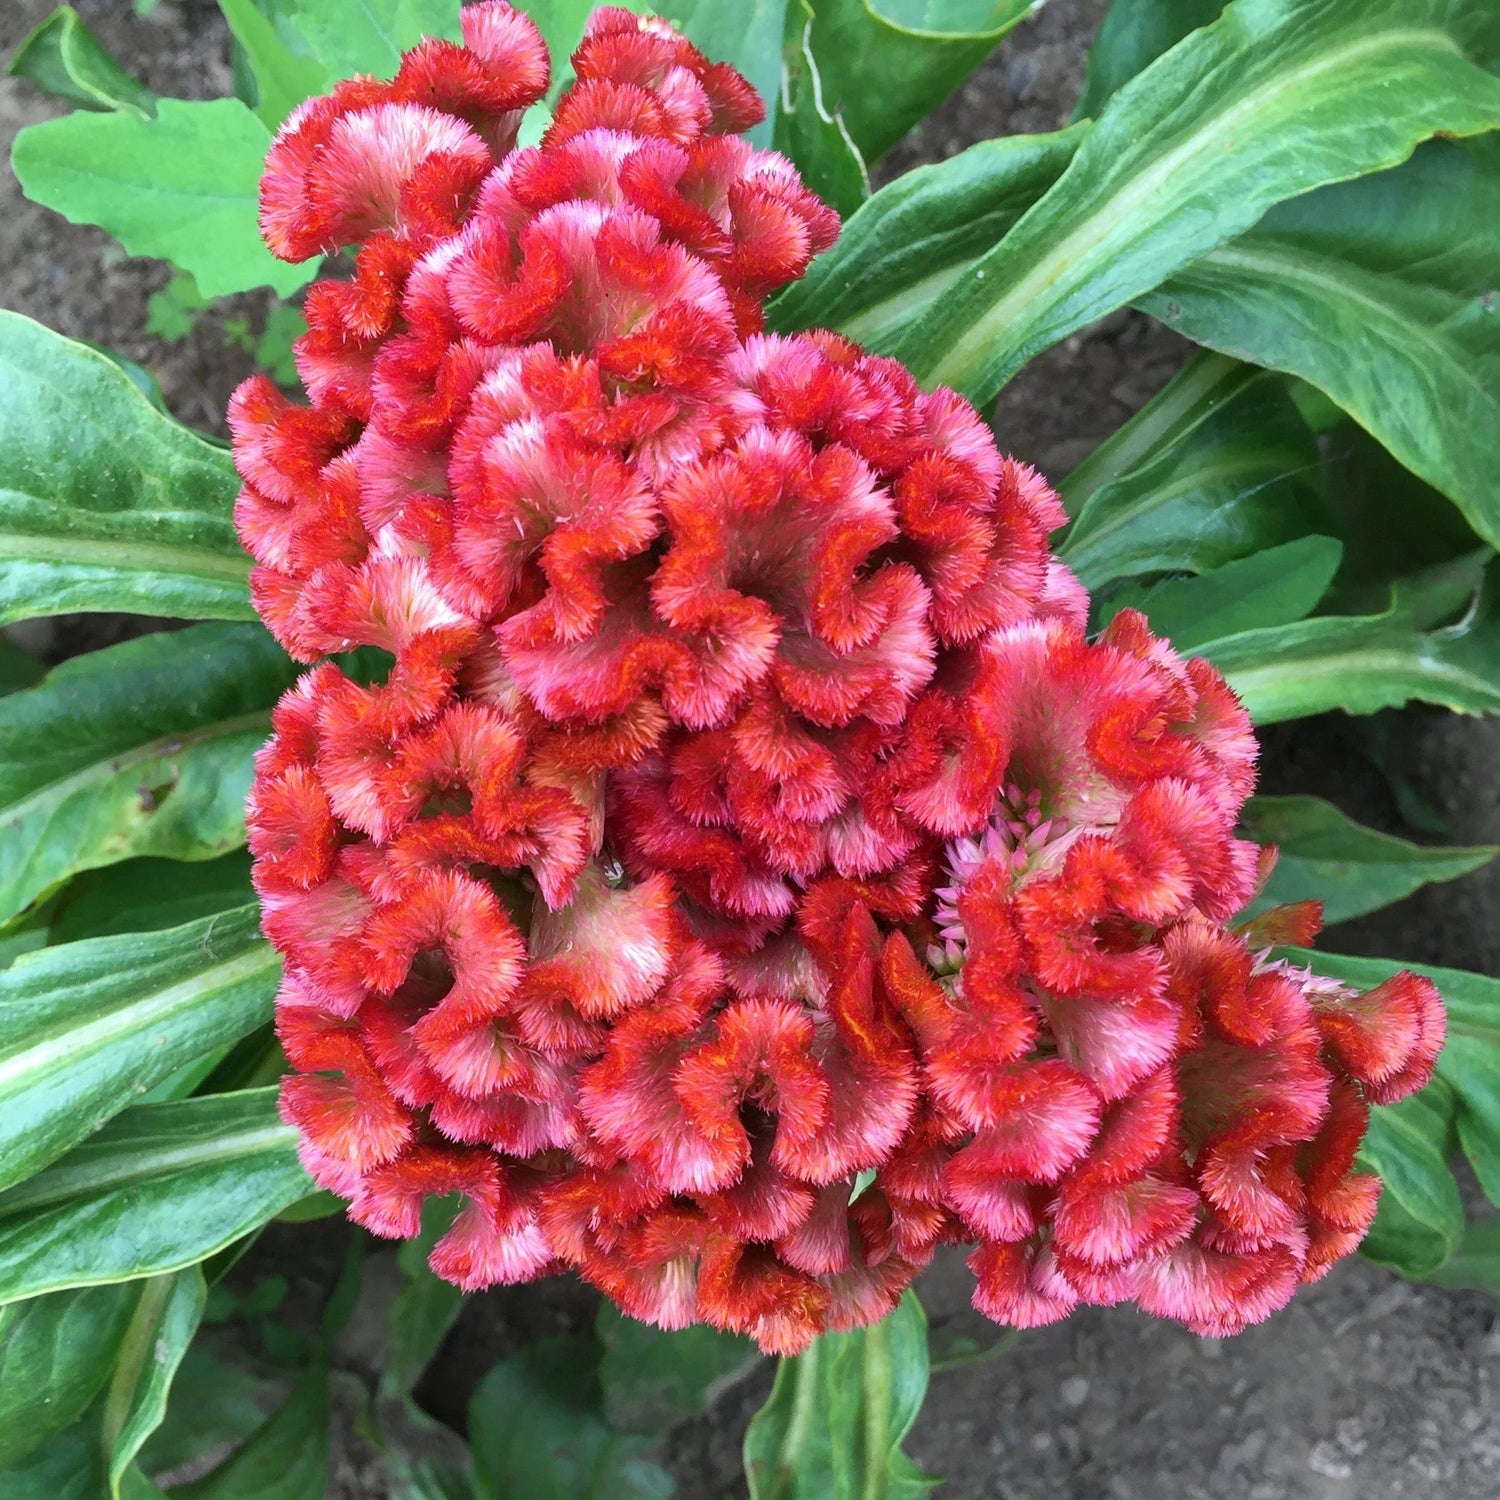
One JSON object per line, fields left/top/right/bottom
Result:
{"left": 234, "top": 2, "right": 1444, "bottom": 1353}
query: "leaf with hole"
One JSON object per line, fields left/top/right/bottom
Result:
{"left": 0, "top": 624, "right": 296, "bottom": 927}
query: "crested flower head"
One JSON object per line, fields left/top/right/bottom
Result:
{"left": 234, "top": 3, "right": 1445, "bottom": 1352}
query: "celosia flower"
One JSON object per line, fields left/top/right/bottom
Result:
{"left": 236, "top": 2, "right": 1444, "bottom": 1353}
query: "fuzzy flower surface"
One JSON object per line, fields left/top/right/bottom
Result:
{"left": 234, "top": 2, "right": 1444, "bottom": 1353}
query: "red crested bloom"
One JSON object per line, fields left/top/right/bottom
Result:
{"left": 236, "top": 2, "right": 1445, "bottom": 1352}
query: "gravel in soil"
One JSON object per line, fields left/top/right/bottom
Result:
{"left": 4, "top": 3, "right": 1499, "bottom": 1496}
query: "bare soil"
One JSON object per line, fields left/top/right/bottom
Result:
{"left": 3, "top": 3, "right": 1499, "bottom": 1497}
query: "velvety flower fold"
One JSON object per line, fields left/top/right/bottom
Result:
{"left": 235, "top": 1, "right": 1444, "bottom": 1353}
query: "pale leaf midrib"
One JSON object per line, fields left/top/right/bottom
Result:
{"left": 0, "top": 530, "right": 250, "bottom": 584}
{"left": 0, "top": 1122, "right": 297, "bottom": 1219}
{"left": 0, "top": 940, "right": 277, "bottom": 1091}
{"left": 922, "top": 25, "right": 1475, "bottom": 387}
{"left": 0, "top": 707, "right": 272, "bottom": 828}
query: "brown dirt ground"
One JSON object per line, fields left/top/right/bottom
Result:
{"left": 3, "top": 2, "right": 1499, "bottom": 1497}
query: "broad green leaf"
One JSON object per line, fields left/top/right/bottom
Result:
{"left": 658, "top": 0, "right": 787, "bottom": 149}
{"left": 596, "top": 1304, "right": 756, "bottom": 1438}
{"left": 0, "top": 907, "right": 280, "bottom": 1194}
{"left": 0, "top": 1090, "right": 307, "bottom": 1304}
{"left": 1240, "top": 795, "right": 1495, "bottom": 925}
{"left": 102, "top": 1270, "right": 207, "bottom": 1500}
{"left": 469, "top": 1333, "right": 673, "bottom": 1500}
{"left": 0, "top": 313, "right": 252, "bottom": 625}
{"left": 1285, "top": 947, "right": 1500, "bottom": 1210}
{"left": 48, "top": 851, "right": 255, "bottom": 945}
{"left": 1073, "top": 0, "right": 1227, "bottom": 119}
{"left": 1141, "top": 137, "right": 1500, "bottom": 550}
{"left": 797, "top": 0, "right": 1041, "bottom": 167}
{"left": 0, "top": 641, "right": 42, "bottom": 696}
{"left": 12, "top": 99, "right": 315, "bottom": 297}
{"left": 217, "top": 0, "right": 329, "bottom": 129}
{"left": 380, "top": 1200, "right": 464, "bottom": 1401}
{"left": 0, "top": 1417, "right": 105, "bottom": 1500}
{"left": 0, "top": 1284, "right": 140, "bottom": 1466}
{"left": 1206, "top": 555, "right": 1500, "bottom": 723}
{"left": 1058, "top": 359, "right": 1321, "bottom": 590}
{"left": 286, "top": 0, "right": 462, "bottom": 81}
{"left": 1424, "top": 1217, "right": 1500, "bottom": 1295}
{"left": 7, "top": 6, "right": 157, "bottom": 116}
{"left": 1104, "top": 536, "right": 1342, "bottom": 648}
{"left": 175, "top": 1359, "right": 330, "bottom": 1500}
{"left": 895, "top": 0, "right": 1500, "bottom": 404}
{"left": 744, "top": 1292, "right": 935, "bottom": 1500}
{"left": 773, "top": 2, "right": 870, "bottom": 217}
{"left": 0, "top": 624, "right": 295, "bottom": 925}
{"left": 1310, "top": 421, "right": 1481, "bottom": 614}
{"left": 1357, "top": 1085, "right": 1464, "bottom": 1278}
{"left": 136, "top": 1343, "right": 290, "bottom": 1480}
{"left": 769, "top": 125, "right": 1086, "bottom": 342}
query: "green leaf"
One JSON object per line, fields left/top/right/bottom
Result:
{"left": 0, "top": 624, "right": 296, "bottom": 926}
{"left": 1424, "top": 1217, "right": 1500, "bottom": 1294}
{"left": 1357, "top": 1085, "right": 1465, "bottom": 1278}
{"left": 1205, "top": 555, "right": 1500, "bottom": 723}
{"left": 7, "top": 6, "right": 157, "bottom": 116}
{"left": 0, "top": 907, "right": 280, "bottom": 1195}
{"left": 102, "top": 1270, "right": 207, "bottom": 1500}
{"left": 136, "top": 1342, "right": 290, "bottom": 1480}
{"left": 0, "top": 1089, "right": 307, "bottom": 1304}
{"left": 469, "top": 1334, "right": 673, "bottom": 1500}
{"left": 658, "top": 0, "right": 787, "bottom": 149}
{"left": 743, "top": 1292, "right": 935, "bottom": 1500}
{"left": 1058, "top": 357, "right": 1321, "bottom": 590}
{"left": 1240, "top": 795, "right": 1495, "bottom": 925}
{"left": 1073, "top": 0, "right": 1227, "bottom": 119}
{"left": 894, "top": 0, "right": 1500, "bottom": 404}
{"left": 796, "top": 0, "right": 1041, "bottom": 168}
{"left": 286, "top": 0, "right": 462, "bottom": 81}
{"left": 0, "top": 1284, "right": 140, "bottom": 1466}
{"left": 0, "top": 640, "right": 42, "bottom": 697}
{"left": 175, "top": 1359, "right": 330, "bottom": 1500}
{"left": 0, "top": 1417, "right": 106, "bottom": 1500}
{"left": 48, "top": 851, "right": 255, "bottom": 945}
{"left": 769, "top": 124, "right": 1086, "bottom": 342}
{"left": 218, "top": 0, "right": 330, "bottom": 128}
{"left": 12, "top": 99, "right": 316, "bottom": 297}
{"left": 773, "top": 2, "right": 870, "bottom": 217}
{"left": 596, "top": 1304, "right": 757, "bottom": 1438}
{"left": 1104, "top": 536, "right": 1343, "bottom": 649}
{"left": 0, "top": 312, "right": 253, "bottom": 624}
{"left": 380, "top": 1200, "right": 464, "bottom": 1402}
{"left": 1142, "top": 137, "right": 1500, "bottom": 551}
